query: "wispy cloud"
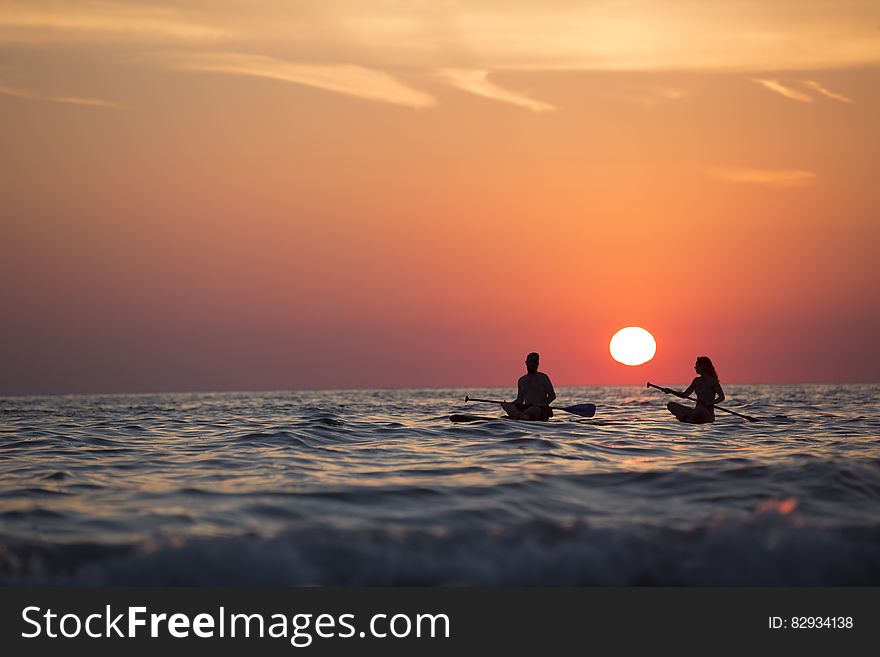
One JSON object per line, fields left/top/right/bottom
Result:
{"left": 708, "top": 168, "right": 816, "bottom": 188}
{"left": 0, "top": 83, "right": 121, "bottom": 108}
{"left": 751, "top": 79, "right": 813, "bottom": 103}
{"left": 2, "top": 2, "right": 880, "bottom": 72}
{"left": 0, "top": 2, "right": 227, "bottom": 42}
{"left": 802, "top": 80, "right": 853, "bottom": 103}
{"left": 641, "top": 87, "right": 687, "bottom": 109}
{"left": 438, "top": 69, "right": 554, "bottom": 113}
{"left": 168, "top": 52, "right": 434, "bottom": 108}
{"left": 335, "top": 2, "right": 880, "bottom": 72}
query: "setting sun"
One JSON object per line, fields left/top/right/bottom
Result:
{"left": 609, "top": 327, "right": 657, "bottom": 366}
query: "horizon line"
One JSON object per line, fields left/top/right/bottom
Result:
{"left": 2, "top": 380, "right": 877, "bottom": 399}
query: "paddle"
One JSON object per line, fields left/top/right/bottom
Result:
{"left": 464, "top": 395, "right": 596, "bottom": 418}
{"left": 646, "top": 382, "right": 757, "bottom": 422}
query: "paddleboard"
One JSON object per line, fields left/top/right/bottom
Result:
{"left": 449, "top": 414, "right": 497, "bottom": 423}
{"left": 449, "top": 414, "right": 552, "bottom": 423}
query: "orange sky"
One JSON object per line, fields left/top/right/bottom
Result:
{"left": 1, "top": 1, "right": 879, "bottom": 394}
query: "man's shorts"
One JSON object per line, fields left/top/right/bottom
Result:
{"left": 514, "top": 403, "right": 553, "bottom": 421}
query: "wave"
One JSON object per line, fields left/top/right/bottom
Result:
{"left": 3, "top": 512, "right": 879, "bottom": 586}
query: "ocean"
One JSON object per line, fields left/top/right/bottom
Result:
{"left": 1, "top": 385, "right": 879, "bottom": 585}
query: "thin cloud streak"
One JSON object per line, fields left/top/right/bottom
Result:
{"left": 168, "top": 52, "right": 435, "bottom": 108}
{"left": 751, "top": 79, "right": 813, "bottom": 103}
{"left": 0, "top": 83, "right": 121, "bottom": 108}
{"left": 708, "top": 168, "right": 816, "bottom": 188}
{"left": 0, "top": 2, "right": 227, "bottom": 42}
{"left": 438, "top": 69, "right": 555, "bottom": 112}
{"left": 802, "top": 80, "right": 853, "bottom": 103}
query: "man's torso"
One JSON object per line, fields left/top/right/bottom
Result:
{"left": 519, "top": 373, "right": 551, "bottom": 406}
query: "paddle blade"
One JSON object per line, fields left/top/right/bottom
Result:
{"left": 560, "top": 403, "right": 596, "bottom": 418}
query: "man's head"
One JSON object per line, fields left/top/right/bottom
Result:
{"left": 525, "top": 352, "right": 540, "bottom": 373}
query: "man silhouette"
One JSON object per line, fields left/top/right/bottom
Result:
{"left": 501, "top": 352, "right": 556, "bottom": 421}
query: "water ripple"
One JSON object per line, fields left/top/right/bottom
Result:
{"left": 0, "top": 384, "right": 878, "bottom": 584}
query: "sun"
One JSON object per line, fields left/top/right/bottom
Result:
{"left": 609, "top": 327, "right": 656, "bottom": 366}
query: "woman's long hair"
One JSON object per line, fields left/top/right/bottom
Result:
{"left": 696, "top": 356, "right": 719, "bottom": 379}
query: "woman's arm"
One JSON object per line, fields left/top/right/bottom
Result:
{"left": 713, "top": 380, "right": 725, "bottom": 404}
{"left": 661, "top": 383, "right": 694, "bottom": 399}
{"left": 672, "top": 378, "right": 698, "bottom": 398}
{"left": 662, "top": 379, "right": 697, "bottom": 398}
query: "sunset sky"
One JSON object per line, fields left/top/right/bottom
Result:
{"left": 2, "top": 1, "right": 879, "bottom": 394}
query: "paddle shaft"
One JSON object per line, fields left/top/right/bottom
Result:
{"left": 463, "top": 395, "right": 596, "bottom": 418}
{"left": 646, "top": 383, "right": 756, "bottom": 422}
{"left": 465, "top": 396, "right": 554, "bottom": 408}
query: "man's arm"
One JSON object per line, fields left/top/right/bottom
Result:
{"left": 545, "top": 375, "right": 556, "bottom": 405}
{"left": 513, "top": 378, "right": 525, "bottom": 404}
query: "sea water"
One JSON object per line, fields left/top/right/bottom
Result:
{"left": 1, "top": 385, "right": 879, "bottom": 585}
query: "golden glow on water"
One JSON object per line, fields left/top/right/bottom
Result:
{"left": 2, "top": 386, "right": 878, "bottom": 549}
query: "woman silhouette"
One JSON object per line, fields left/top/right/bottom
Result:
{"left": 663, "top": 356, "right": 725, "bottom": 423}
